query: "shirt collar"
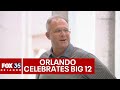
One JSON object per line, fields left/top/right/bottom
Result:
{"left": 49, "top": 43, "right": 74, "bottom": 58}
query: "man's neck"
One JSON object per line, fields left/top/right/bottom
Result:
{"left": 52, "top": 47, "right": 66, "bottom": 57}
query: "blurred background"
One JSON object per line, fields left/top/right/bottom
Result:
{"left": 0, "top": 11, "right": 120, "bottom": 79}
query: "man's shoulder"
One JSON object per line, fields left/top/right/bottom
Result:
{"left": 40, "top": 50, "right": 50, "bottom": 58}
{"left": 73, "top": 47, "right": 90, "bottom": 58}
{"left": 73, "top": 47, "right": 98, "bottom": 58}
{"left": 75, "top": 47, "right": 88, "bottom": 54}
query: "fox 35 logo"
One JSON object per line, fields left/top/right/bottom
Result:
{"left": 1, "top": 63, "right": 21, "bottom": 69}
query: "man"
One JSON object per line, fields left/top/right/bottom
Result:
{"left": 36, "top": 16, "right": 116, "bottom": 79}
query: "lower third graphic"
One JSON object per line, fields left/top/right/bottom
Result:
{"left": 0, "top": 58, "right": 22, "bottom": 74}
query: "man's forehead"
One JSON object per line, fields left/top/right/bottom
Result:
{"left": 50, "top": 19, "right": 68, "bottom": 29}
{"left": 48, "top": 18, "right": 68, "bottom": 31}
{"left": 51, "top": 18, "right": 67, "bottom": 24}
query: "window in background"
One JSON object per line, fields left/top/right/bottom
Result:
{"left": 115, "top": 11, "right": 120, "bottom": 79}
{"left": 69, "top": 11, "right": 96, "bottom": 55}
{"left": 30, "top": 11, "right": 52, "bottom": 58}
{"left": 21, "top": 11, "right": 52, "bottom": 79}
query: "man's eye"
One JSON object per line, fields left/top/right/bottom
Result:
{"left": 57, "top": 30, "right": 61, "bottom": 32}
{"left": 64, "top": 29, "right": 69, "bottom": 32}
{"left": 54, "top": 29, "right": 69, "bottom": 33}
{"left": 55, "top": 30, "right": 61, "bottom": 33}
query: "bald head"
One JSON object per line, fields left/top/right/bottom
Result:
{"left": 46, "top": 16, "right": 68, "bottom": 32}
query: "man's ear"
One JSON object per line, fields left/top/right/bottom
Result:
{"left": 46, "top": 32, "right": 50, "bottom": 40}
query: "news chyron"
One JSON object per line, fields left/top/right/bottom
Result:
{"left": 0, "top": 58, "right": 94, "bottom": 74}
{"left": 0, "top": 58, "right": 21, "bottom": 74}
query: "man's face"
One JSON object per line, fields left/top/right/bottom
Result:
{"left": 46, "top": 18, "right": 70, "bottom": 49}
